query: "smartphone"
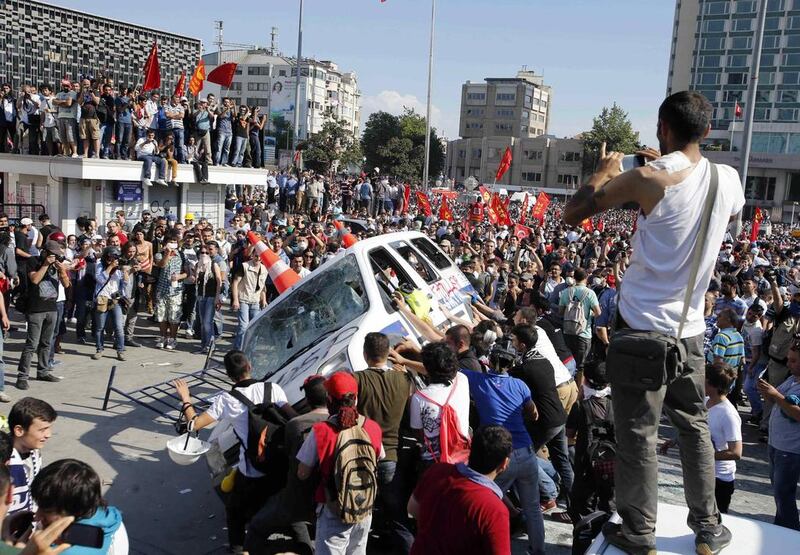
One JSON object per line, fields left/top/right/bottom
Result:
{"left": 758, "top": 367, "right": 769, "bottom": 380}
{"left": 62, "top": 523, "right": 104, "bottom": 548}
{"left": 620, "top": 154, "right": 646, "bottom": 172}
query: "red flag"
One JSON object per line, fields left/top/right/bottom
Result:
{"left": 293, "top": 150, "right": 301, "bottom": 164}
{"left": 415, "top": 191, "right": 432, "bottom": 217}
{"left": 478, "top": 185, "right": 491, "bottom": 204}
{"left": 531, "top": 192, "right": 551, "bottom": 223}
{"left": 750, "top": 207, "right": 763, "bottom": 242}
{"left": 402, "top": 184, "right": 411, "bottom": 214}
{"left": 581, "top": 219, "right": 594, "bottom": 233}
{"left": 495, "top": 146, "right": 513, "bottom": 182}
{"left": 596, "top": 218, "right": 605, "bottom": 232}
{"left": 735, "top": 101, "right": 742, "bottom": 119}
{"left": 514, "top": 224, "right": 533, "bottom": 241}
{"left": 438, "top": 198, "right": 454, "bottom": 222}
{"left": 188, "top": 59, "right": 205, "bottom": 97}
{"left": 520, "top": 193, "right": 530, "bottom": 225}
{"left": 142, "top": 41, "right": 161, "bottom": 92}
{"left": 492, "top": 194, "right": 512, "bottom": 227}
{"left": 173, "top": 71, "right": 186, "bottom": 98}
{"left": 207, "top": 63, "right": 238, "bottom": 88}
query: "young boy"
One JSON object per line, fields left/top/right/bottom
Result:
{"left": 706, "top": 362, "right": 743, "bottom": 513}
{"left": 7, "top": 397, "right": 57, "bottom": 516}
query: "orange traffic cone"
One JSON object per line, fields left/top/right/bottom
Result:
{"left": 334, "top": 221, "right": 358, "bottom": 248}
{"left": 247, "top": 231, "right": 301, "bottom": 293}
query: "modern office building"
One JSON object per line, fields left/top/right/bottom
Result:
{"left": 0, "top": 0, "right": 201, "bottom": 92}
{"left": 458, "top": 70, "right": 552, "bottom": 140}
{"left": 668, "top": 0, "right": 800, "bottom": 221}
{"left": 201, "top": 49, "right": 361, "bottom": 140}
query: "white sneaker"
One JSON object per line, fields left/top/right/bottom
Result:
{"left": 154, "top": 179, "right": 168, "bottom": 186}
{"left": 68, "top": 317, "right": 77, "bottom": 324}
{"left": 155, "top": 337, "right": 166, "bottom": 349}
{"left": 165, "top": 338, "right": 176, "bottom": 350}
{"left": 184, "top": 328, "right": 194, "bottom": 338}
{"left": 142, "top": 178, "right": 153, "bottom": 187}
{"left": 70, "top": 153, "right": 79, "bottom": 158}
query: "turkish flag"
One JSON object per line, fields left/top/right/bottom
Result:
{"left": 402, "top": 184, "right": 411, "bottom": 214}
{"left": 207, "top": 63, "right": 238, "bottom": 88}
{"left": 495, "top": 146, "right": 513, "bottom": 182}
{"left": 416, "top": 191, "right": 432, "bottom": 217}
{"left": 750, "top": 207, "right": 763, "bottom": 242}
{"left": 531, "top": 192, "right": 551, "bottom": 223}
{"left": 438, "top": 198, "right": 454, "bottom": 222}
{"left": 514, "top": 224, "right": 533, "bottom": 241}
{"left": 173, "top": 71, "right": 186, "bottom": 98}
{"left": 142, "top": 41, "right": 161, "bottom": 92}
{"left": 189, "top": 59, "right": 205, "bottom": 97}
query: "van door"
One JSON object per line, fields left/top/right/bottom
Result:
{"left": 407, "top": 236, "right": 476, "bottom": 321}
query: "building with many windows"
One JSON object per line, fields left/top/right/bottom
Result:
{"left": 668, "top": 0, "right": 800, "bottom": 221}
{"left": 201, "top": 49, "right": 361, "bottom": 141}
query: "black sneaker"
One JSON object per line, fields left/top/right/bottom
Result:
{"left": 125, "top": 337, "right": 142, "bottom": 348}
{"left": 77, "top": 336, "right": 87, "bottom": 345}
{"left": 15, "top": 379, "right": 29, "bottom": 391}
{"left": 695, "top": 525, "right": 732, "bottom": 555}
{"left": 601, "top": 522, "right": 657, "bottom": 555}
{"left": 36, "top": 373, "right": 61, "bottom": 383}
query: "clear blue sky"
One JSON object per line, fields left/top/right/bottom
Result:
{"left": 56, "top": 0, "right": 675, "bottom": 145}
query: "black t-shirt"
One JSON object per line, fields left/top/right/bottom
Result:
{"left": 567, "top": 396, "right": 612, "bottom": 466}
{"left": 14, "top": 230, "right": 29, "bottom": 263}
{"left": 510, "top": 356, "right": 566, "bottom": 433}
{"left": 457, "top": 348, "right": 483, "bottom": 373}
{"left": 536, "top": 316, "right": 572, "bottom": 363}
{"left": 26, "top": 259, "right": 59, "bottom": 313}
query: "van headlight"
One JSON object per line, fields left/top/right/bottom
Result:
{"left": 317, "top": 351, "right": 352, "bottom": 377}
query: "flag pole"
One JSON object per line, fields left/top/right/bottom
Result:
{"left": 421, "top": 0, "right": 436, "bottom": 192}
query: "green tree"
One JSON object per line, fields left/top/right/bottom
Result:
{"left": 361, "top": 111, "right": 402, "bottom": 174}
{"left": 300, "top": 118, "right": 361, "bottom": 174}
{"left": 269, "top": 114, "right": 293, "bottom": 151}
{"left": 581, "top": 103, "right": 642, "bottom": 175}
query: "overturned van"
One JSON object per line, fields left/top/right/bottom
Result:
{"left": 240, "top": 230, "right": 477, "bottom": 405}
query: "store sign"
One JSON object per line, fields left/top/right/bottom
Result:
{"left": 116, "top": 181, "right": 143, "bottom": 202}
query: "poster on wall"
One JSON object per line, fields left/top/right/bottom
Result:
{"left": 116, "top": 181, "right": 143, "bottom": 202}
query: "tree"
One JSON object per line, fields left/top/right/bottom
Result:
{"left": 270, "top": 114, "right": 293, "bottom": 151}
{"left": 361, "top": 111, "right": 402, "bottom": 174}
{"left": 581, "top": 103, "right": 642, "bottom": 176}
{"left": 300, "top": 118, "right": 361, "bottom": 175}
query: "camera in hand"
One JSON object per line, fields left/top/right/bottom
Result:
{"left": 488, "top": 337, "right": 517, "bottom": 372}
{"left": 765, "top": 268, "right": 777, "bottom": 283}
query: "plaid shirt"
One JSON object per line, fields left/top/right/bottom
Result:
{"left": 155, "top": 253, "right": 184, "bottom": 298}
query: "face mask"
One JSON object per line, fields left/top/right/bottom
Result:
{"left": 199, "top": 254, "right": 211, "bottom": 266}
{"left": 486, "top": 267, "right": 496, "bottom": 275}
{"left": 167, "top": 242, "right": 178, "bottom": 250}
{"left": 565, "top": 277, "right": 576, "bottom": 286}
{"left": 297, "top": 241, "right": 308, "bottom": 250}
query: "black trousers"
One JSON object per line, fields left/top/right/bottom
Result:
{"left": 715, "top": 478, "right": 735, "bottom": 514}
{"left": 227, "top": 473, "right": 272, "bottom": 548}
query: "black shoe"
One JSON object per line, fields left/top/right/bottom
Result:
{"left": 77, "top": 336, "right": 87, "bottom": 345}
{"left": 695, "top": 525, "right": 732, "bottom": 555}
{"left": 126, "top": 337, "right": 142, "bottom": 348}
{"left": 601, "top": 522, "right": 657, "bottom": 555}
{"left": 36, "top": 373, "right": 61, "bottom": 383}
{"left": 15, "top": 379, "right": 29, "bottom": 391}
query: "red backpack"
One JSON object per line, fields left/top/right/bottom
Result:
{"left": 416, "top": 377, "right": 471, "bottom": 464}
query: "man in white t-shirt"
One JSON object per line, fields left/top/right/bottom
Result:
{"left": 174, "top": 350, "right": 296, "bottom": 554}
{"left": 564, "top": 91, "right": 743, "bottom": 554}
{"left": 742, "top": 304, "right": 766, "bottom": 422}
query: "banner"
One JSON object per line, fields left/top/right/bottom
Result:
{"left": 438, "top": 198, "right": 454, "bottom": 222}
{"left": 402, "top": 184, "right": 410, "bottom": 214}
{"left": 514, "top": 224, "right": 533, "bottom": 241}
{"left": 531, "top": 192, "right": 550, "bottom": 223}
{"left": 492, "top": 194, "right": 512, "bottom": 227}
{"left": 750, "top": 207, "right": 763, "bottom": 242}
{"left": 415, "top": 191, "right": 432, "bottom": 217}
{"left": 520, "top": 193, "right": 529, "bottom": 225}
{"left": 188, "top": 59, "right": 205, "bottom": 97}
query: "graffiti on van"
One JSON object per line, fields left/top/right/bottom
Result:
{"left": 430, "top": 275, "right": 469, "bottom": 310}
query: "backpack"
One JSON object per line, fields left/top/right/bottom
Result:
{"left": 562, "top": 287, "right": 590, "bottom": 336}
{"left": 584, "top": 399, "right": 616, "bottom": 493}
{"left": 325, "top": 416, "right": 378, "bottom": 524}
{"left": 416, "top": 377, "right": 471, "bottom": 464}
{"left": 228, "top": 382, "right": 289, "bottom": 474}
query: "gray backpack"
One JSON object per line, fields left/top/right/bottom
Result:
{"left": 562, "top": 287, "right": 590, "bottom": 336}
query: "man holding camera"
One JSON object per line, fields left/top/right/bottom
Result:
{"left": 91, "top": 246, "right": 133, "bottom": 361}
{"left": 17, "top": 240, "right": 70, "bottom": 390}
{"left": 564, "top": 91, "right": 744, "bottom": 554}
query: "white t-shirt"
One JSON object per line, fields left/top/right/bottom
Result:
{"left": 707, "top": 398, "right": 742, "bottom": 482}
{"left": 535, "top": 326, "right": 573, "bottom": 383}
{"left": 409, "top": 373, "right": 471, "bottom": 461}
{"left": 742, "top": 320, "right": 763, "bottom": 362}
{"left": 206, "top": 381, "right": 289, "bottom": 477}
{"left": 619, "top": 153, "right": 745, "bottom": 338}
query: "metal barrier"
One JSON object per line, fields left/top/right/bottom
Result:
{"left": 0, "top": 203, "right": 47, "bottom": 223}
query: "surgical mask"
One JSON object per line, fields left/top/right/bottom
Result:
{"left": 167, "top": 242, "right": 178, "bottom": 250}
{"left": 565, "top": 277, "right": 576, "bottom": 286}
{"left": 297, "top": 241, "right": 308, "bottom": 250}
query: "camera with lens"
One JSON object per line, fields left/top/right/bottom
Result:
{"left": 765, "top": 267, "right": 777, "bottom": 284}
{"left": 488, "top": 337, "right": 517, "bottom": 372}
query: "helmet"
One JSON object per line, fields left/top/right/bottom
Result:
{"left": 48, "top": 230, "right": 66, "bottom": 243}
{"left": 102, "top": 246, "right": 122, "bottom": 260}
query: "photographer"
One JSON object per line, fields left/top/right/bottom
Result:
{"left": 91, "top": 247, "right": 131, "bottom": 361}
{"left": 16, "top": 241, "right": 69, "bottom": 390}
{"left": 563, "top": 91, "right": 744, "bottom": 553}
{"left": 121, "top": 242, "right": 144, "bottom": 348}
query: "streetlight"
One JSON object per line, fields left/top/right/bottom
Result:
{"left": 292, "top": 0, "right": 304, "bottom": 153}
{"left": 421, "top": 0, "right": 436, "bottom": 191}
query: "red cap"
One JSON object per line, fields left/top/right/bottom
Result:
{"left": 324, "top": 371, "right": 358, "bottom": 400}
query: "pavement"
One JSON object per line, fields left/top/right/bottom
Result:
{"left": 0, "top": 306, "right": 786, "bottom": 554}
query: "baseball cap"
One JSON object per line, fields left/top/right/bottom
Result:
{"left": 325, "top": 371, "right": 358, "bottom": 400}
{"left": 20, "top": 217, "right": 33, "bottom": 226}
{"left": 44, "top": 240, "right": 65, "bottom": 256}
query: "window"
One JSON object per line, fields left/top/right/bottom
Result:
{"left": 736, "top": 0, "right": 756, "bottom": 13}
{"left": 496, "top": 93, "right": 516, "bottom": 101}
{"left": 411, "top": 238, "right": 452, "bottom": 270}
{"left": 760, "top": 71, "right": 776, "bottom": 84}
{"left": 521, "top": 172, "right": 542, "bottom": 183}
{"left": 780, "top": 90, "right": 799, "bottom": 102}
{"left": 754, "top": 107, "right": 773, "bottom": 120}
{"left": 699, "top": 72, "right": 721, "bottom": 85}
{"left": 728, "top": 72, "right": 748, "bottom": 84}
{"left": 471, "top": 148, "right": 482, "bottom": 158}
{"left": 757, "top": 90, "right": 773, "bottom": 102}
{"left": 704, "top": 19, "right": 726, "bottom": 32}
{"left": 465, "top": 122, "right": 483, "bottom": 129}
{"left": 789, "top": 16, "right": 800, "bottom": 29}
{"left": 224, "top": 82, "right": 241, "bottom": 91}
{"left": 701, "top": 89, "right": 718, "bottom": 102}
{"left": 466, "top": 92, "right": 486, "bottom": 101}
{"left": 786, "top": 53, "right": 800, "bottom": 66}
{"left": 787, "top": 35, "right": 800, "bottom": 48}
{"left": 786, "top": 173, "right": 800, "bottom": 201}
{"left": 558, "top": 174, "right": 579, "bottom": 185}
{"left": 733, "top": 19, "right": 753, "bottom": 31}
{"left": 247, "top": 66, "right": 272, "bottom": 76}
{"left": 704, "top": 1, "right": 730, "bottom": 14}
{"left": 730, "top": 36, "right": 752, "bottom": 49}
{"left": 247, "top": 82, "right": 271, "bottom": 91}
{"left": 768, "top": 0, "right": 785, "bottom": 10}
{"left": 495, "top": 108, "right": 514, "bottom": 117}
{"left": 702, "top": 36, "right": 725, "bottom": 49}
{"left": 495, "top": 123, "right": 513, "bottom": 131}
{"left": 560, "top": 152, "right": 581, "bottom": 162}
{"left": 465, "top": 107, "right": 485, "bottom": 116}
{"left": 247, "top": 97, "right": 269, "bottom": 107}
{"left": 778, "top": 107, "right": 799, "bottom": 120}
{"left": 789, "top": 135, "right": 800, "bottom": 153}
{"left": 700, "top": 55, "right": 721, "bottom": 67}
{"left": 724, "top": 90, "right": 744, "bottom": 102}
{"left": 524, "top": 94, "right": 533, "bottom": 107}
{"left": 745, "top": 176, "right": 777, "bottom": 201}
{"left": 784, "top": 71, "right": 800, "bottom": 84}
{"left": 390, "top": 241, "right": 438, "bottom": 284}
{"left": 765, "top": 17, "right": 782, "bottom": 30}
{"left": 763, "top": 35, "right": 780, "bottom": 48}
{"left": 278, "top": 69, "right": 287, "bottom": 77}
{"left": 525, "top": 150, "right": 543, "bottom": 160}
{"left": 728, "top": 54, "right": 748, "bottom": 67}
{"left": 762, "top": 53, "right": 776, "bottom": 66}
{"left": 458, "top": 149, "right": 466, "bottom": 159}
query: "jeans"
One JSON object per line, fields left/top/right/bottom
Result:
{"left": 172, "top": 128, "right": 185, "bottom": 162}
{"left": 495, "top": 445, "right": 545, "bottom": 555}
{"left": 532, "top": 424, "right": 574, "bottom": 498}
{"left": 0, "top": 327, "right": 5, "bottom": 392}
{"left": 234, "top": 302, "right": 259, "bottom": 350}
{"left": 564, "top": 333, "right": 592, "bottom": 374}
{"left": 138, "top": 154, "right": 166, "bottom": 180}
{"left": 609, "top": 333, "right": 720, "bottom": 547}
{"left": 181, "top": 284, "right": 197, "bottom": 332}
{"left": 48, "top": 300, "right": 65, "bottom": 364}
{"left": 214, "top": 132, "right": 232, "bottom": 165}
{"left": 538, "top": 456, "right": 559, "bottom": 501}
{"left": 376, "top": 459, "right": 414, "bottom": 554}
{"left": 197, "top": 296, "right": 216, "bottom": 349}
{"left": 315, "top": 505, "right": 372, "bottom": 555}
{"left": 232, "top": 136, "right": 246, "bottom": 166}
{"left": 249, "top": 134, "right": 262, "bottom": 167}
{"left": 17, "top": 311, "right": 57, "bottom": 380}
{"left": 743, "top": 362, "right": 766, "bottom": 417}
{"left": 769, "top": 445, "right": 800, "bottom": 530}
{"left": 100, "top": 122, "right": 114, "bottom": 157}
{"left": 116, "top": 121, "right": 131, "bottom": 159}
{"left": 94, "top": 304, "right": 124, "bottom": 352}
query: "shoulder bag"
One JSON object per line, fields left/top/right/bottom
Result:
{"left": 606, "top": 162, "right": 719, "bottom": 391}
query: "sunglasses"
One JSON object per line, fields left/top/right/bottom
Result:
{"left": 199, "top": 251, "right": 209, "bottom": 255}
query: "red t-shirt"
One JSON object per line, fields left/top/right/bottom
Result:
{"left": 411, "top": 463, "right": 510, "bottom": 555}
{"left": 469, "top": 202, "right": 484, "bottom": 223}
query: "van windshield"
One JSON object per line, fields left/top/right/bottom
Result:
{"left": 243, "top": 254, "right": 369, "bottom": 380}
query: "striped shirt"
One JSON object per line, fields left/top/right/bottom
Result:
{"left": 707, "top": 327, "right": 745, "bottom": 368}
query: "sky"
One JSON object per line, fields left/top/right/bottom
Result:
{"left": 56, "top": 0, "right": 676, "bottom": 145}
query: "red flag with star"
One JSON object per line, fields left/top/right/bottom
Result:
{"left": 750, "top": 207, "right": 763, "bottom": 242}
{"left": 495, "top": 146, "right": 513, "bottom": 182}
{"left": 415, "top": 191, "right": 432, "bottom": 217}
{"left": 478, "top": 185, "right": 491, "bottom": 204}
{"left": 438, "top": 198, "right": 454, "bottom": 221}
{"left": 531, "top": 192, "right": 550, "bottom": 223}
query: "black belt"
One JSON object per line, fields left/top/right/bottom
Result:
{"left": 556, "top": 378, "right": 575, "bottom": 389}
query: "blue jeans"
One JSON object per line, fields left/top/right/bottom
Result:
{"left": 197, "top": 296, "right": 216, "bottom": 349}
{"left": 0, "top": 327, "right": 5, "bottom": 392}
{"left": 249, "top": 134, "right": 261, "bottom": 167}
{"left": 138, "top": 154, "right": 166, "bottom": 180}
{"left": 769, "top": 445, "right": 800, "bottom": 530}
{"left": 234, "top": 302, "right": 259, "bottom": 350}
{"left": 377, "top": 459, "right": 414, "bottom": 553}
{"left": 100, "top": 123, "right": 114, "bottom": 157}
{"left": 116, "top": 122, "right": 131, "bottom": 159}
{"left": 172, "top": 128, "right": 185, "bottom": 162}
{"left": 94, "top": 304, "right": 124, "bottom": 352}
{"left": 495, "top": 445, "right": 545, "bottom": 555}
{"left": 214, "top": 132, "right": 232, "bottom": 165}
{"left": 743, "top": 362, "right": 765, "bottom": 416}
{"left": 232, "top": 136, "right": 246, "bottom": 166}
{"left": 533, "top": 424, "right": 574, "bottom": 496}
{"left": 48, "top": 300, "right": 65, "bottom": 364}
{"left": 538, "top": 456, "right": 559, "bottom": 502}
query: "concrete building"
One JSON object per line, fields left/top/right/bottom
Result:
{"left": 201, "top": 49, "right": 361, "bottom": 141}
{"left": 668, "top": 0, "right": 800, "bottom": 221}
{"left": 445, "top": 135, "right": 583, "bottom": 194}
{"left": 0, "top": 0, "right": 200, "bottom": 93}
{"left": 459, "top": 70, "right": 552, "bottom": 139}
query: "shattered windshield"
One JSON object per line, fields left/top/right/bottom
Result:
{"left": 244, "top": 255, "right": 369, "bottom": 380}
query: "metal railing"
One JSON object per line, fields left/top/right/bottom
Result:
{"left": 0, "top": 203, "right": 47, "bottom": 224}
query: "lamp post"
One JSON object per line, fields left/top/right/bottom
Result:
{"left": 421, "top": 0, "right": 436, "bottom": 191}
{"left": 292, "top": 0, "right": 304, "bottom": 152}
